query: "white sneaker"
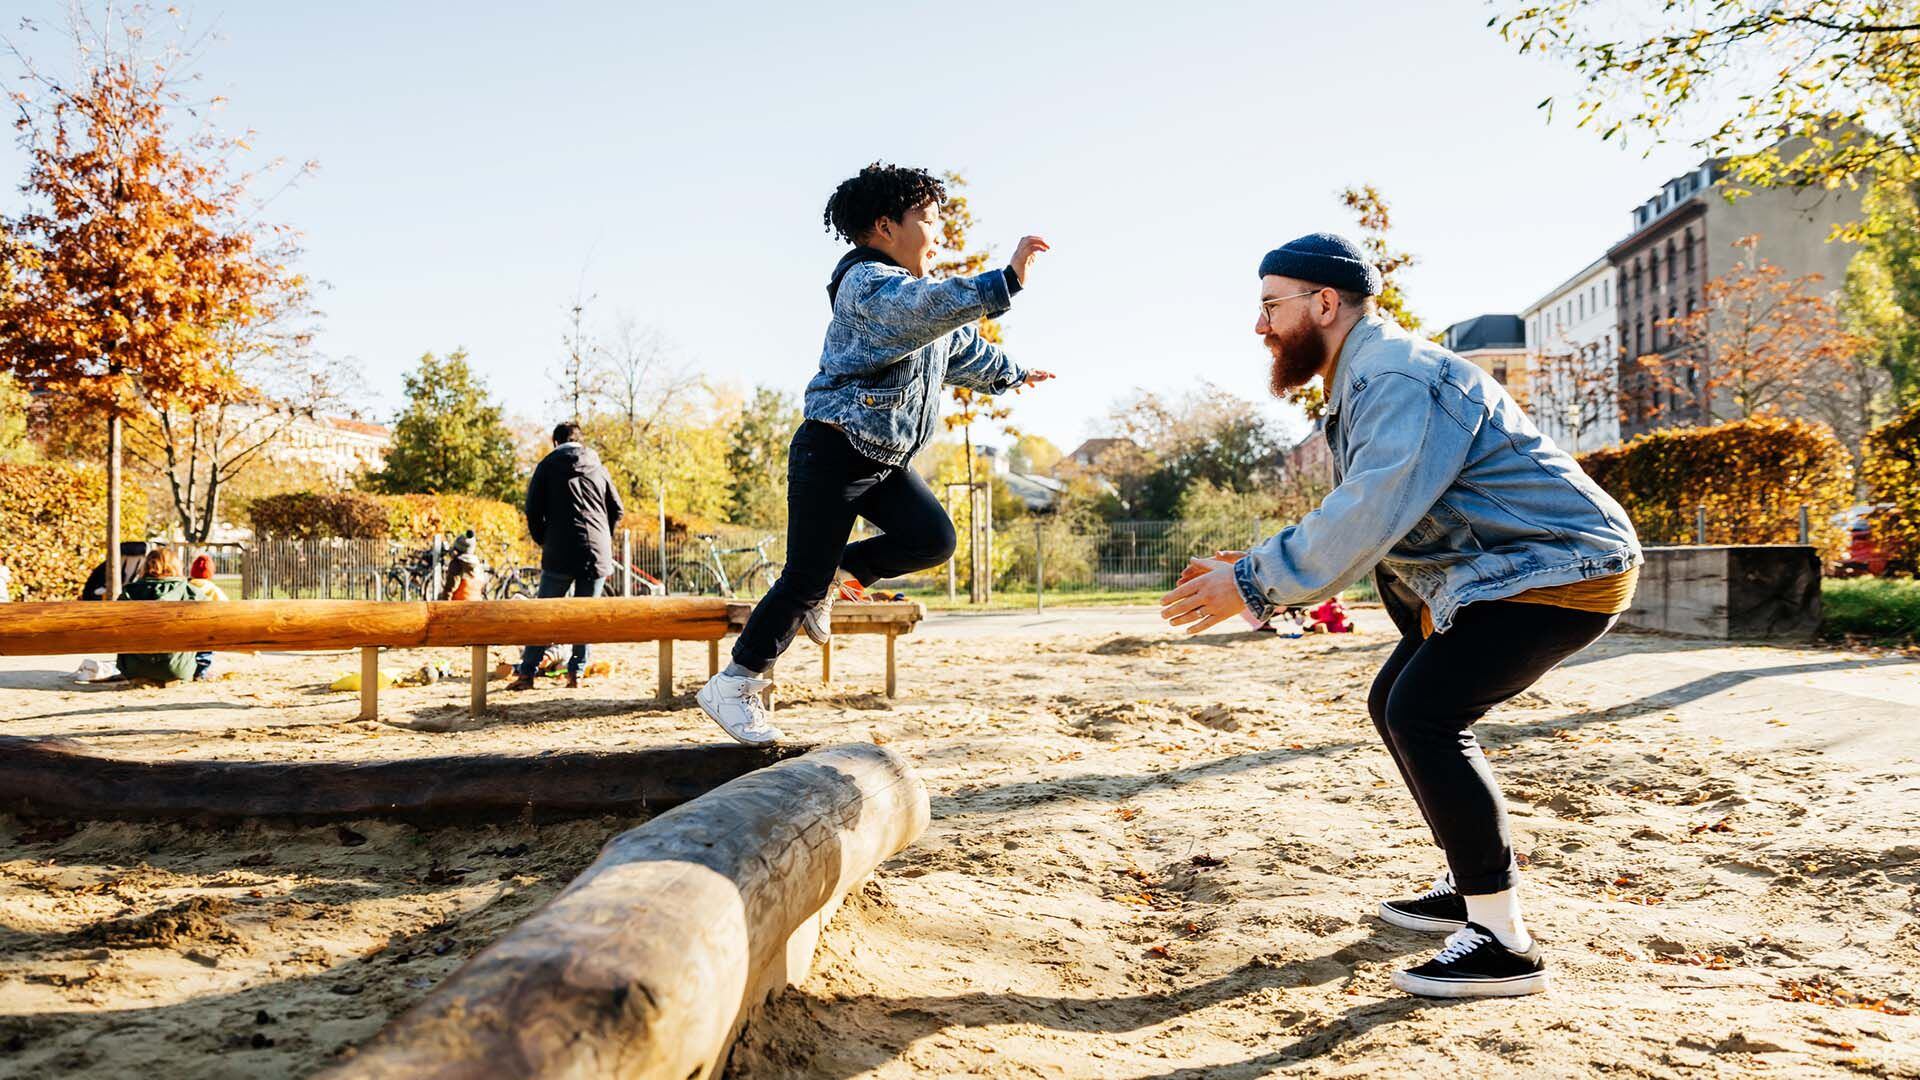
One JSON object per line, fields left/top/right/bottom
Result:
{"left": 696, "top": 673, "right": 783, "bottom": 747}
{"left": 802, "top": 572, "right": 849, "bottom": 646}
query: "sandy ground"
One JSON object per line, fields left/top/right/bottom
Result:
{"left": 3, "top": 607, "right": 1918, "bottom": 1078}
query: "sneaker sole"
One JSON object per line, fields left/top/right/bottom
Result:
{"left": 1392, "top": 968, "right": 1549, "bottom": 998}
{"left": 1378, "top": 902, "right": 1468, "bottom": 934}
{"left": 695, "top": 684, "right": 782, "bottom": 747}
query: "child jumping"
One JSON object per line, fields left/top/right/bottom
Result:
{"left": 697, "top": 163, "right": 1054, "bottom": 745}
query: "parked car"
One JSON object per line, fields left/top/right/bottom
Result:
{"left": 1836, "top": 504, "right": 1896, "bottom": 577}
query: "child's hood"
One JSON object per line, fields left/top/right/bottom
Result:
{"left": 826, "top": 246, "right": 901, "bottom": 305}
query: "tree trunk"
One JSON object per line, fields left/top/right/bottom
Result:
{"left": 105, "top": 411, "right": 122, "bottom": 600}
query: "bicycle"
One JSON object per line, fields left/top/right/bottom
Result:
{"left": 666, "top": 534, "right": 779, "bottom": 598}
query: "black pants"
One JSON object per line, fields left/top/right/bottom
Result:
{"left": 731, "top": 421, "right": 957, "bottom": 673}
{"left": 1366, "top": 593, "right": 1614, "bottom": 895}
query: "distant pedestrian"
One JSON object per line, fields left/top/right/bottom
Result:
{"left": 186, "top": 554, "right": 229, "bottom": 681}
{"left": 511, "top": 422, "right": 625, "bottom": 690}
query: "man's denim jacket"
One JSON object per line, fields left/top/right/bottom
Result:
{"left": 1235, "top": 315, "right": 1641, "bottom": 633}
{"left": 804, "top": 259, "right": 1028, "bottom": 466}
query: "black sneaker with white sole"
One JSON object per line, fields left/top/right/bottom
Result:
{"left": 1379, "top": 876, "right": 1468, "bottom": 933}
{"left": 1392, "top": 922, "right": 1548, "bottom": 998}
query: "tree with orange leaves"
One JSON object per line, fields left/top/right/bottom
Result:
{"left": 0, "top": 7, "right": 303, "bottom": 589}
{"left": 1650, "top": 235, "right": 1864, "bottom": 426}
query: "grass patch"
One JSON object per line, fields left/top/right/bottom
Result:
{"left": 1822, "top": 577, "right": 1920, "bottom": 645}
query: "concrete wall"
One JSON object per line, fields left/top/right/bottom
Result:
{"left": 1622, "top": 545, "right": 1822, "bottom": 640}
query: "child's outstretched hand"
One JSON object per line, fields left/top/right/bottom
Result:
{"left": 1010, "top": 235, "right": 1050, "bottom": 286}
{"left": 1021, "top": 370, "right": 1055, "bottom": 390}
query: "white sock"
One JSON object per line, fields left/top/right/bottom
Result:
{"left": 1462, "top": 888, "right": 1532, "bottom": 952}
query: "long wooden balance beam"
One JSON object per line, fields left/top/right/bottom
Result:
{"left": 318, "top": 742, "right": 929, "bottom": 1080}
{"left": 0, "top": 597, "right": 736, "bottom": 718}
{"left": 0, "top": 596, "right": 928, "bottom": 719}
{"left": 0, "top": 734, "right": 803, "bottom": 823}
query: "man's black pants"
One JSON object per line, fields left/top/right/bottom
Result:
{"left": 732, "top": 421, "right": 956, "bottom": 673}
{"left": 1367, "top": 592, "right": 1614, "bottom": 895}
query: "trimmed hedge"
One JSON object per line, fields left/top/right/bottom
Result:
{"left": 248, "top": 491, "right": 538, "bottom": 566}
{"left": 1577, "top": 416, "right": 1853, "bottom": 563}
{"left": 0, "top": 463, "right": 150, "bottom": 601}
{"left": 1861, "top": 401, "right": 1920, "bottom": 571}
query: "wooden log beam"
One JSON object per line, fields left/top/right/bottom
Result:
{"left": 0, "top": 597, "right": 738, "bottom": 658}
{"left": 423, "top": 597, "right": 735, "bottom": 647}
{"left": 0, "top": 600, "right": 428, "bottom": 656}
{"left": 319, "top": 743, "right": 929, "bottom": 1080}
{"left": 0, "top": 735, "right": 805, "bottom": 823}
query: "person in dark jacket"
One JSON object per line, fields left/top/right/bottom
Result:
{"left": 114, "top": 548, "right": 199, "bottom": 684}
{"left": 510, "top": 422, "right": 625, "bottom": 690}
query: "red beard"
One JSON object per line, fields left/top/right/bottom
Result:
{"left": 1266, "top": 319, "right": 1328, "bottom": 397}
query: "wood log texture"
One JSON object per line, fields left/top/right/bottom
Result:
{"left": 0, "top": 597, "right": 737, "bottom": 656}
{"left": 0, "top": 735, "right": 804, "bottom": 823}
{"left": 319, "top": 742, "right": 929, "bottom": 1080}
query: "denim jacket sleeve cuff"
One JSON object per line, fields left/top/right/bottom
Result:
{"left": 1232, "top": 557, "right": 1275, "bottom": 624}
{"left": 978, "top": 268, "right": 1014, "bottom": 318}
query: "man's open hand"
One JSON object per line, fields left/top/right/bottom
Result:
{"left": 1021, "top": 370, "right": 1056, "bottom": 390}
{"left": 1160, "top": 557, "right": 1248, "bottom": 635}
{"left": 1177, "top": 550, "right": 1246, "bottom": 585}
{"left": 1009, "top": 235, "right": 1050, "bottom": 285}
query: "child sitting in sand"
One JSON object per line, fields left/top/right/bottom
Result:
{"left": 114, "top": 548, "right": 199, "bottom": 685}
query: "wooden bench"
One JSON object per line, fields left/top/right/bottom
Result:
{"left": 0, "top": 596, "right": 927, "bottom": 720}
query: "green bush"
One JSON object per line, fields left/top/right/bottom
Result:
{"left": 0, "top": 462, "right": 150, "bottom": 600}
{"left": 1577, "top": 416, "right": 1852, "bottom": 563}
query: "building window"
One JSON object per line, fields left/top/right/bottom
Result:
{"left": 1492, "top": 359, "right": 1508, "bottom": 384}
{"left": 1604, "top": 278, "right": 1611, "bottom": 305}
{"left": 1635, "top": 319, "right": 1645, "bottom": 355}
{"left": 1685, "top": 230, "right": 1695, "bottom": 271}
{"left": 1650, "top": 250, "right": 1660, "bottom": 292}
{"left": 1686, "top": 289, "right": 1696, "bottom": 316}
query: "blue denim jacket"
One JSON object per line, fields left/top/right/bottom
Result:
{"left": 1234, "top": 315, "right": 1641, "bottom": 633}
{"left": 804, "top": 259, "right": 1028, "bottom": 466}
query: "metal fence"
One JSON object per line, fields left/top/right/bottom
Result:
{"left": 183, "top": 518, "right": 1290, "bottom": 605}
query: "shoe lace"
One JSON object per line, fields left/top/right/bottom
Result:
{"left": 726, "top": 677, "right": 774, "bottom": 722}
{"left": 1432, "top": 926, "right": 1492, "bottom": 965}
{"left": 1415, "top": 875, "right": 1456, "bottom": 902}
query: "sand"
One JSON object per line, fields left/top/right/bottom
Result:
{"left": 3, "top": 607, "right": 1918, "bottom": 1078}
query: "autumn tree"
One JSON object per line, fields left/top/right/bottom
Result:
{"left": 1529, "top": 342, "right": 1621, "bottom": 452}
{"left": 1107, "top": 384, "right": 1287, "bottom": 519}
{"left": 1, "top": 7, "right": 297, "bottom": 593}
{"left": 367, "top": 350, "right": 522, "bottom": 502}
{"left": 1494, "top": 1, "right": 1920, "bottom": 191}
{"left": 1651, "top": 236, "right": 1865, "bottom": 426}
{"left": 0, "top": 373, "right": 33, "bottom": 463}
{"left": 724, "top": 385, "right": 800, "bottom": 526}
{"left": 931, "top": 170, "right": 1019, "bottom": 496}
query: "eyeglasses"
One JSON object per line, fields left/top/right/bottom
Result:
{"left": 1258, "top": 289, "right": 1323, "bottom": 322}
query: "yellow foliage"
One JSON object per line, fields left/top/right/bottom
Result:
{"left": 1577, "top": 416, "right": 1853, "bottom": 562}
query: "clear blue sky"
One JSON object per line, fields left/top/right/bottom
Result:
{"left": 3, "top": 0, "right": 1707, "bottom": 452}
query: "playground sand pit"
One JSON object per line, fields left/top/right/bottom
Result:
{"left": 3, "top": 607, "right": 1919, "bottom": 1077}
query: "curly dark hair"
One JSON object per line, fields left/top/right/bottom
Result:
{"left": 822, "top": 163, "right": 946, "bottom": 244}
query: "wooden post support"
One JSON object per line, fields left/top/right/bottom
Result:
{"left": 316, "top": 743, "right": 929, "bottom": 1080}
{"left": 708, "top": 638, "right": 720, "bottom": 677}
{"left": 469, "top": 645, "right": 487, "bottom": 718}
{"left": 358, "top": 646, "right": 379, "bottom": 721}
{"left": 657, "top": 638, "right": 674, "bottom": 700}
{"left": 885, "top": 629, "right": 897, "bottom": 699}
{"left": 821, "top": 636, "right": 833, "bottom": 685}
